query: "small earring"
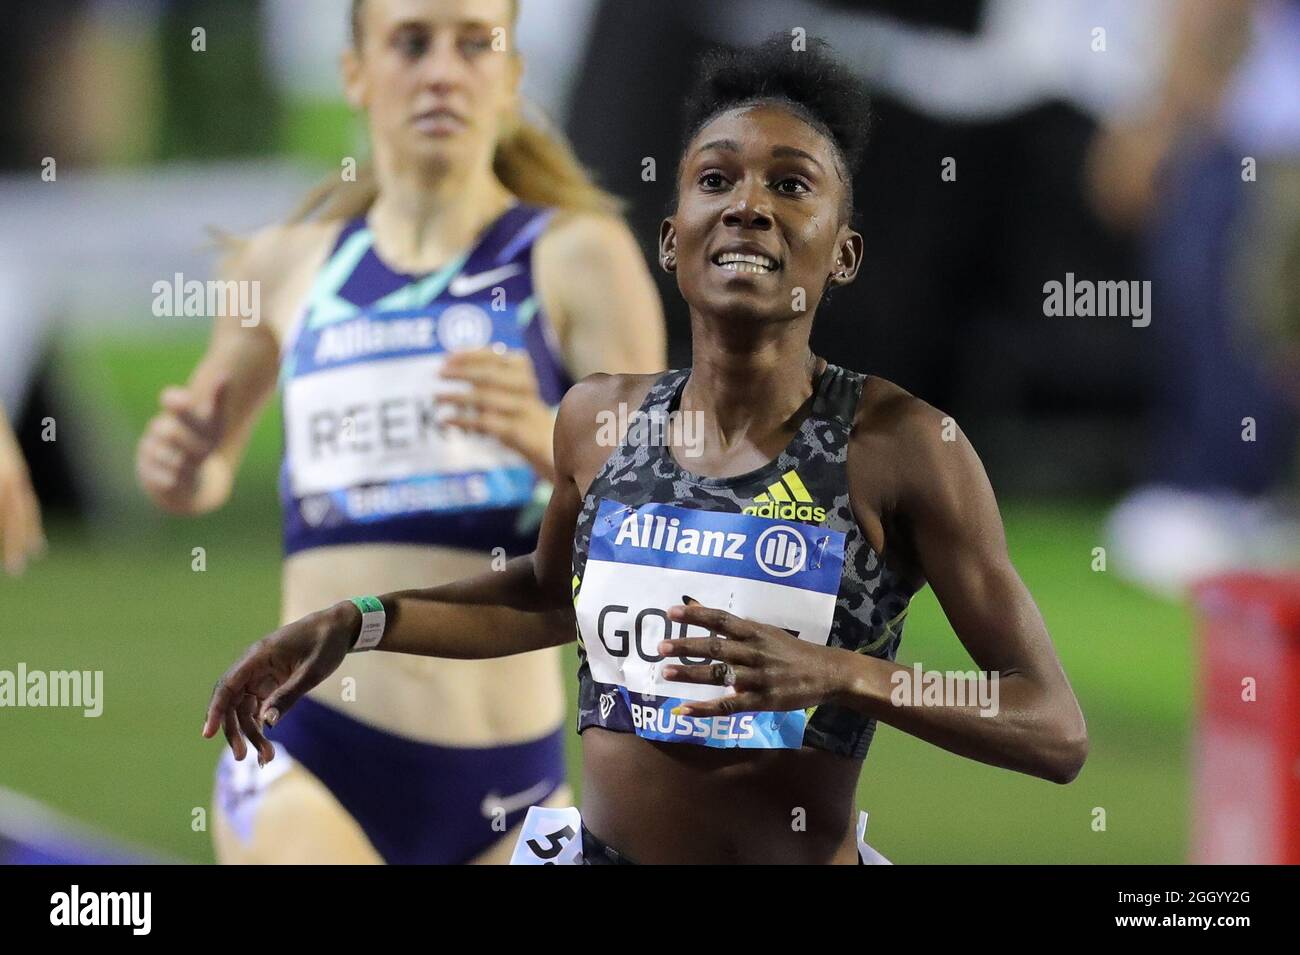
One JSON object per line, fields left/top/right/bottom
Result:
{"left": 663, "top": 252, "right": 676, "bottom": 271}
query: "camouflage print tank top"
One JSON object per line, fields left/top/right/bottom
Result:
{"left": 571, "top": 363, "right": 915, "bottom": 760}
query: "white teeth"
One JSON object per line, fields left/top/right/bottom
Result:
{"left": 714, "top": 252, "right": 777, "bottom": 273}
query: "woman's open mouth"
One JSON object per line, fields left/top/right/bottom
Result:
{"left": 712, "top": 251, "right": 779, "bottom": 275}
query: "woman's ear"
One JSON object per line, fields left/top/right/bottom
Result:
{"left": 341, "top": 47, "right": 366, "bottom": 111}
{"left": 829, "top": 229, "right": 864, "bottom": 287}
{"left": 659, "top": 219, "right": 678, "bottom": 272}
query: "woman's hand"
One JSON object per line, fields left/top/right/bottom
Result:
{"left": 0, "top": 413, "right": 46, "bottom": 576}
{"left": 201, "top": 602, "right": 360, "bottom": 764}
{"left": 136, "top": 378, "right": 232, "bottom": 515}
{"left": 656, "top": 601, "right": 846, "bottom": 717}
{"left": 436, "top": 347, "right": 556, "bottom": 482}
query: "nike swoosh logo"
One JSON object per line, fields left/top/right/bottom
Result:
{"left": 448, "top": 264, "right": 523, "bottom": 297}
{"left": 480, "top": 778, "right": 555, "bottom": 818}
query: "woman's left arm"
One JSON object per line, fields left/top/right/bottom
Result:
{"left": 660, "top": 405, "right": 1088, "bottom": 784}
{"left": 833, "top": 409, "right": 1090, "bottom": 783}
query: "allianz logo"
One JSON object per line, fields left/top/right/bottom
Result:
{"left": 312, "top": 306, "right": 493, "bottom": 364}
{"left": 612, "top": 512, "right": 808, "bottom": 576}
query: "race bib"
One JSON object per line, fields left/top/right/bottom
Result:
{"left": 856, "top": 810, "right": 892, "bottom": 865}
{"left": 283, "top": 305, "right": 535, "bottom": 521}
{"left": 215, "top": 744, "right": 294, "bottom": 844}
{"left": 576, "top": 499, "right": 845, "bottom": 749}
{"left": 510, "top": 806, "right": 584, "bottom": 865}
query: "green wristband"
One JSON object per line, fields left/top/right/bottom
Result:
{"left": 349, "top": 596, "right": 386, "bottom": 651}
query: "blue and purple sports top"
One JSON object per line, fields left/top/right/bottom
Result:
{"left": 278, "top": 203, "right": 570, "bottom": 557}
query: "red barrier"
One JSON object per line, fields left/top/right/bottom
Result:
{"left": 1192, "top": 573, "right": 1300, "bottom": 863}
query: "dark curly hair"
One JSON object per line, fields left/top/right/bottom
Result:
{"left": 679, "top": 34, "right": 872, "bottom": 220}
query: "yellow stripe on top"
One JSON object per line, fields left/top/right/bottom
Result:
{"left": 781, "top": 470, "right": 815, "bottom": 503}
{"left": 767, "top": 480, "right": 792, "bottom": 503}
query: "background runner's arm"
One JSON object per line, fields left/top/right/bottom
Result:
{"left": 136, "top": 230, "right": 292, "bottom": 515}
{"left": 536, "top": 212, "right": 667, "bottom": 379}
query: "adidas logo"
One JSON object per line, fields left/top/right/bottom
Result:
{"left": 743, "top": 470, "right": 826, "bottom": 524}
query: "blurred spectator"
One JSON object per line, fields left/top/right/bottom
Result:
{"left": 1097, "top": 0, "right": 1300, "bottom": 595}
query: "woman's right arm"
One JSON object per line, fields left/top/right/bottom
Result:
{"left": 202, "top": 376, "right": 606, "bottom": 762}
{"left": 136, "top": 226, "right": 327, "bottom": 515}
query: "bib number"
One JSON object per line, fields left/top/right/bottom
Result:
{"left": 510, "top": 806, "right": 584, "bottom": 865}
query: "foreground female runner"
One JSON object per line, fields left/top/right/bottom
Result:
{"left": 143, "top": 0, "right": 663, "bottom": 864}
{"left": 204, "top": 37, "right": 1087, "bottom": 864}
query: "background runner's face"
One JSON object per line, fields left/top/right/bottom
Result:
{"left": 345, "top": 0, "right": 519, "bottom": 174}
{"left": 668, "top": 104, "right": 855, "bottom": 326}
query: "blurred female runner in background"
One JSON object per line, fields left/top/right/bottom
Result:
{"left": 204, "top": 36, "right": 1085, "bottom": 864}
{"left": 139, "top": 0, "right": 664, "bottom": 863}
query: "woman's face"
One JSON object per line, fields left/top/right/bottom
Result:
{"left": 664, "top": 104, "right": 862, "bottom": 327}
{"left": 343, "top": 0, "right": 519, "bottom": 172}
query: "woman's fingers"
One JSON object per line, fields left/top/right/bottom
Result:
{"left": 222, "top": 706, "right": 248, "bottom": 761}
{"left": 204, "top": 648, "right": 271, "bottom": 738}
{"left": 661, "top": 661, "right": 751, "bottom": 687}
{"left": 258, "top": 658, "right": 325, "bottom": 726}
{"left": 439, "top": 408, "right": 514, "bottom": 443}
{"left": 1, "top": 476, "right": 43, "bottom": 576}
{"left": 441, "top": 349, "right": 536, "bottom": 394}
{"left": 435, "top": 388, "right": 525, "bottom": 417}
{"left": 160, "top": 385, "right": 226, "bottom": 446}
{"left": 148, "top": 413, "right": 212, "bottom": 461}
{"left": 236, "top": 693, "right": 274, "bottom": 765}
{"left": 21, "top": 477, "right": 45, "bottom": 562}
{"left": 674, "top": 693, "right": 763, "bottom": 719}
{"left": 2, "top": 480, "right": 26, "bottom": 575}
{"left": 665, "top": 603, "right": 758, "bottom": 640}
{"left": 656, "top": 635, "right": 756, "bottom": 667}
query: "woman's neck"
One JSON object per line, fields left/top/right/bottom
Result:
{"left": 367, "top": 154, "right": 515, "bottom": 272}
{"left": 682, "top": 313, "right": 822, "bottom": 451}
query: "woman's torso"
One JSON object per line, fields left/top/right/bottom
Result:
{"left": 570, "top": 365, "right": 916, "bottom": 862}
{"left": 264, "top": 204, "right": 568, "bottom": 745}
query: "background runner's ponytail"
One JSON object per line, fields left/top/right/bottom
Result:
{"left": 285, "top": 0, "right": 619, "bottom": 224}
